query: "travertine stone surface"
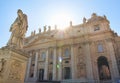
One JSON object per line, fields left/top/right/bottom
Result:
{"left": 0, "top": 46, "right": 28, "bottom": 83}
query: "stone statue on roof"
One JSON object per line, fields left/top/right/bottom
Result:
{"left": 83, "top": 17, "right": 86, "bottom": 23}
{"left": 44, "top": 25, "right": 47, "bottom": 32}
{"left": 48, "top": 26, "right": 51, "bottom": 31}
{"left": 39, "top": 28, "right": 41, "bottom": 33}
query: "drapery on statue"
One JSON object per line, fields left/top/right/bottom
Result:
{"left": 7, "top": 9, "right": 28, "bottom": 49}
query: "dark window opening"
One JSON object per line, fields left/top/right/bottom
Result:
{"left": 30, "top": 73, "right": 33, "bottom": 77}
{"left": 94, "top": 25, "right": 100, "bottom": 31}
{"left": 50, "top": 62, "right": 53, "bottom": 64}
{"left": 65, "top": 61, "right": 69, "bottom": 63}
{"left": 32, "top": 64, "right": 35, "bottom": 66}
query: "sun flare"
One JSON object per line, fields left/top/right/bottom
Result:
{"left": 50, "top": 12, "right": 73, "bottom": 30}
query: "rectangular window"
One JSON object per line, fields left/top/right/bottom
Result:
{"left": 98, "top": 44, "right": 103, "bottom": 52}
{"left": 64, "top": 48, "right": 70, "bottom": 57}
{"left": 41, "top": 52, "right": 46, "bottom": 60}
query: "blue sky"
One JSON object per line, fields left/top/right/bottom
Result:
{"left": 0, "top": 0, "right": 120, "bottom": 47}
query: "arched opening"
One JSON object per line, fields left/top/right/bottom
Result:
{"left": 97, "top": 56, "right": 111, "bottom": 80}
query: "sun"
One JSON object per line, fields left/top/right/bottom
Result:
{"left": 50, "top": 12, "right": 73, "bottom": 30}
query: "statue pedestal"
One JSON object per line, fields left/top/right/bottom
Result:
{"left": 0, "top": 46, "right": 28, "bottom": 83}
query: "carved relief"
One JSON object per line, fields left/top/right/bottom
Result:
{"left": 9, "top": 60, "right": 24, "bottom": 80}
{"left": 77, "top": 46, "right": 86, "bottom": 78}
{"left": 0, "top": 58, "right": 6, "bottom": 77}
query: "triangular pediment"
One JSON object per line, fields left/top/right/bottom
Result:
{"left": 24, "top": 35, "right": 56, "bottom": 47}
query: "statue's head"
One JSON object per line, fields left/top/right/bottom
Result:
{"left": 17, "top": 9, "right": 23, "bottom": 16}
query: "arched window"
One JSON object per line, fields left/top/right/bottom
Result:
{"left": 98, "top": 44, "right": 103, "bottom": 52}
{"left": 41, "top": 52, "right": 46, "bottom": 60}
{"left": 64, "top": 48, "right": 70, "bottom": 57}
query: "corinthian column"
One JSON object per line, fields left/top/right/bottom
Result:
{"left": 71, "top": 45, "right": 75, "bottom": 79}
{"left": 58, "top": 47, "right": 62, "bottom": 80}
{"left": 107, "top": 40, "right": 119, "bottom": 79}
{"left": 33, "top": 51, "right": 38, "bottom": 80}
{"left": 53, "top": 47, "right": 57, "bottom": 80}
{"left": 84, "top": 42, "right": 93, "bottom": 80}
{"left": 25, "top": 53, "right": 32, "bottom": 81}
{"left": 44, "top": 49, "right": 48, "bottom": 80}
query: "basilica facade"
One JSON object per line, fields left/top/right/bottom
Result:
{"left": 24, "top": 13, "right": 120, "bottom": 82}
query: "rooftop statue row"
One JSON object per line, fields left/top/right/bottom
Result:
{"left": 30, "top": 25, "right": 57, "bottom": 36}
{"left": 30, "top": 13, "right": 109, "bottom": 37}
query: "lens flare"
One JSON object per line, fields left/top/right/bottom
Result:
{"left": 50, "top": 12, "right": 73, "bottom": 30}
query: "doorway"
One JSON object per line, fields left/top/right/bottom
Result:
{"left": 97, "top": 56, "right": 111, "bottom": 80}
{"left": 48, "top": 72, "right": 52, "bottom": 80}
{"left": 63, "top": 67, "right": 71, "bottom": 79}
{"left": 39, "top": 69, "right": 44, "bottom": 80}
